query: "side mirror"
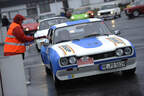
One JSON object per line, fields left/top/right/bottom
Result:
{"left": 114, "top": 30, "right": 121, "bottom": 35}
{"left": 43, "top": 39, "right": 49, "bottom": 46}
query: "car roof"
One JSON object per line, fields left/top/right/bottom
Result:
{"left": 51, "top": 18, "right": 103, "bottom": 30}
{"left": 39, "top": 16, "right": 67, "bottom": 23}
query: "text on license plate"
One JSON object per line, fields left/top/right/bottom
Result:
{"left": 100, "top": 61, "right": 126, "bottom": 71}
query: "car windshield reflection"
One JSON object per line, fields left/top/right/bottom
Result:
{"left": 53, "top": 22, "right": 112, "bottom": 44}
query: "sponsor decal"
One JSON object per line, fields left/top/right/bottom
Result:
{"left": 68, "top": 74, "right": 75, "bottom": 79}
{"left": 59, "top": 45, "right": 75, "bottom": 55}
{"left": 77, "top": 57, "right": 94, "bottom": 67}
{"left": 106, "top": 37, "right": 126, "bottom": 46}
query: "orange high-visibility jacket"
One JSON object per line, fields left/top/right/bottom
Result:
{"left": 4, "top": 22, "right": 26, "bottom": 55}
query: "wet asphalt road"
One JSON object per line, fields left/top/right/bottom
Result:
{"left": 4, "top": 13, "right": 143, "bottom": 96}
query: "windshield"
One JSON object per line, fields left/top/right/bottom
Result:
{"left": 23, "top": 19, "right": 36, "bottom": 24}
{"left": 39, "top": 18, "right": 68, "bottom": 30}
{"left": 101, "top": 4, "right": 117, "bottom": 10}
{"left": 73, "top": 8, "right": 90, "bottom": 14}
{"left": 53, "top": 22, "right": 112, "bottom": 44}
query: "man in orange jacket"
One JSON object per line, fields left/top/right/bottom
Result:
{"left": 4, "top": 14, "right": 34, "bottom": 59}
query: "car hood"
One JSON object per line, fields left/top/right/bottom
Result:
{"left": 22, "top": 23, "right": 38, "bottom": 30}
{"left": 51, "top": 35, "right": 132, "bottom": 57}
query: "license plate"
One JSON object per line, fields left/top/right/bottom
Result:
{"left": 77, "top": 57, "right": 94, "bottom": 68}
{"left": 100, "top": 61, "right": 126, "bottom": 71}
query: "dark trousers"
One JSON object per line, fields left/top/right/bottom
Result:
{"left": 22, "top": 53, "right": 25, "bottom": 60}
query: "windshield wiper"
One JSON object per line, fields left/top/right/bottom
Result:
{"left": 56, "top": 40, "right": 70, "bottom": 44}
{"left": 103, "top": 34, "right": 110, "bottom": 36}
{"left": 72, "top": 39, "right": 80, "bottom": 41}
{"left": 84, "top": 34, "right": 101, "bottom": 38}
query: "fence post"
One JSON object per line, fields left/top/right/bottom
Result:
{"left": 0, "top": 27, "right": 7, "bottom": 44}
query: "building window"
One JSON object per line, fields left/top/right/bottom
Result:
{"left": 104, "top": 0, "right": 116, "bottom": 2}
{"left": 81, "top": 0, "right": 90, "bottom": 6}
{"left": 39, "top": 1, "right": 51, "bottom": 13}
{"left": 27, "top": 3, "right": 37, "bottom": 17}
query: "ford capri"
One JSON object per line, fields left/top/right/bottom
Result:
{"left": 40, "top": 18, "right": 136, "bottom": 84}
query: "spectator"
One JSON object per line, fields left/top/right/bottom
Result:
{"left": 4, "top": 14, "right": 34, "bottom": 85}
{"left": 2, "top": 15, "right": 10, "bottom": 31}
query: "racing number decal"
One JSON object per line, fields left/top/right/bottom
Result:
{"left": 59, "top": 45, "right": 75, "bottom": 55}
{"left": 106, "top": 37, "right": 126, "bottom": 46}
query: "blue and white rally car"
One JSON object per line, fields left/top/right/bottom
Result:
{"left": 40, "top": 18, "right": 136, "bottom": 83}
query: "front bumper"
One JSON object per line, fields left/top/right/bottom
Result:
{"left": 56, "top": 58, "right": 136, "bottom": 80}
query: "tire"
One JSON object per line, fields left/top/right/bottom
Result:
{"left": 132, "top": 10, "right": 140, "bottom": 17}
{"left": 35, "top": 44, "right": 40, "bottom": 52}
{"left": 122, "top": 68, "right": 136, "bottom": 76}
{"left": 49, "top": 64, "right": 61, "bottom": 87}
{"left": 45, "top": 66, "right": 51, "bottom": 75}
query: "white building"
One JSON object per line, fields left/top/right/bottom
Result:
{"left": 0, "top": 0, "right": 131, "bottom": 21}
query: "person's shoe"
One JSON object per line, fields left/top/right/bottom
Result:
{"left": 26, "top": 81, "right": 31, "bottom": 85}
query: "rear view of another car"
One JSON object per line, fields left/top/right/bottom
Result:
{"left": 97, "top": 3, "right": 121, "bottom": 20}
{"left": 124, "top": 0, "right": 144, "bottom": 19}
{"left": 22, "top": 18, "right": 39, "bottom": 36}
{"left": 34, "top": 17, "right": 69, "bottom": 51}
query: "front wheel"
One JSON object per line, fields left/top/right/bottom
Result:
{"left": 52, "top": 73, "right": 61, "bottom": 88}
{"left": 133, "top": 10, "right": 140, "bottom": 17}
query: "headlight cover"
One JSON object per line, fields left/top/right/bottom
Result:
{"left": 98, "top": 13, "right": 100, "bottom": 16}
{"left": 70, "top": 16, "right": 75, "bottom": 20}
{"left": 111, "top": 10, "right": 115, "bottom": 14}
{"left": 60, "top": 56, "right": 77, "bottom": 66}
{"left": 69, "top": 56, "right": 77, "bottom": 64}
{"left": 60, "top": 58, "right": 68, "bottom": 66}
{"left": 25, "top": 28, "right": 29, "bottom": 31}
{"left": 116, "top": 48, "right": 124, "bottom": 56}
{"left": 84, "top": 14, "right": 88, "bottom": 18}
{"left": 124, "top": 47, "right": 132, "bottom": 55}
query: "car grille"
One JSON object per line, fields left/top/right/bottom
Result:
{"left": 89, "top": 51, "right": 116, "bottom": 60}
{"left": 101, "top": 12, "right": 111, "bottom": 15}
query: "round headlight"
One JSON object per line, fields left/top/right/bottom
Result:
{"left": 116, "top": 49, "right": 123, "bottom": 56}
{"left": 71, "top": 16, "right": 74, "bottom": 20}
{"left": 69, "top": 57, "right": 77, "bottom": 64}
{"left": 111, "top": 11, "right": 114, "bottom": 14}
{"left": 85, "top": 14, "right": 88, "bottom": 18}
{"left": 98, "top": 13, "right": 100, "bottom": 16}
{"left": 60, "top": 58, "right": 68, "bottom": 66}
{"left": 124, "top": 47, "right": 132, "bottom": 55}
{"left": 25, "top": 28, "right": 29, "bottom": 31}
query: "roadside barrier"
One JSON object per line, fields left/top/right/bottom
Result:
{"left": 0, "top": 55, "right": 27, "bottom": 96}
{"left": 0, "top": 27, "right": 7, "bottom": 44}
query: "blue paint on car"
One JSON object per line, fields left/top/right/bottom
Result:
{"left": 66, "top": 19, "right": 90, "bottom": 25}
{"left": 72, "top": 37, "right": 102, "bottom": 48}
{"left": 40, "top": 45, "right": 50, "bottom": 64}
{"left": 48, "top": 48, "right": 60, "bottom": 75}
